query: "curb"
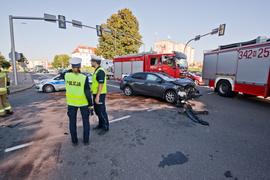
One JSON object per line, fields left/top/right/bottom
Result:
{"left": 9, "top": 84, "right": 34, "bottom": 95}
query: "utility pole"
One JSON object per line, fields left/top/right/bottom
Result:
{"left": 9, "top": 15, "right": 18, "bottom": 85}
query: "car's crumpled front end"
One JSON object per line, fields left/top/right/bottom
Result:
{"left": 171, "top": 78, "right": 201, "bottom": 104}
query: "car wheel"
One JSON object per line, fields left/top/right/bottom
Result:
{"left": 43, "top": 84, "right": 54, "bottom": 93}
{"left": 194, "top": 80, "right": 199, "bottom": 86}
{"left": 124, "top": 86, "right": 133, "bottom": 96}
{"left": 216, "top": 80, "right": 234, "bottom": 97}
{"left": 165, "top": 90, "right": 177, "bottom": 103}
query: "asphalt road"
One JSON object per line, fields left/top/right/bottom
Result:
{"left": 0, "top": 73, "right": 270, "bottom": 179}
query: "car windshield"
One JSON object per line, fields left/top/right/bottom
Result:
{"left": 158, "top": 73, "right": 175, "bottom": 81}
{"left": 176, "top": 57, "right": 188, "bottom": 69}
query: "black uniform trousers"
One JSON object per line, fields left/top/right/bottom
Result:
{"left": 93, "top": 94, "right": 109, "bottom": 130}
{"left": 67, "top": 105, "right": 90, "bottom": 143}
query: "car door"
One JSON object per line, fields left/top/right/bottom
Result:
{"left": 143, "top": 74, "right": 164, "bottom": 97}
{"left": 148, "top": 55, "right": 162, "bottom": 73}
{"left": 130, "top": 73, "right": 146, "bottom": 94}
{"left": 53, "top": 75, "right": 66, "bottom": 90}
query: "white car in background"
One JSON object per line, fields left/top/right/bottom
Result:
{"left": 35, "top": 71, "right": 93, "bottom": 93}
{"left": 48, "top": 69, "right": 55, "bottom": 73}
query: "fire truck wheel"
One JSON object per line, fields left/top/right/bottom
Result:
{"left": 165, "top": 90, "right": 177, "bottom": 103}
{"left": 216, "top": 80, "right": 233, "bottom": 97}
{"left": 194, "top": 80, "right": 199, "bottom": 86}
{"left": 124, "top": 85, "right": 133, "bottom": 96}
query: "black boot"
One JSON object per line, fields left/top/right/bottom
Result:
{"left": 5, "top": 110, "right": 13, "bottom": 115}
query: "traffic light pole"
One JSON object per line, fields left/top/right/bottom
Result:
{"left": 9, "top": 15, "right": 18, "bottom": 85}
{"left": 9, "top": 14, "right": 144, "bottom": 85}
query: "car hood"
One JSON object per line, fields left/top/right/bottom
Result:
{"left": 170, "top": 78, "right": 195, "bottom": 86}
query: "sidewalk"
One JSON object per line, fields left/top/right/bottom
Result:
{"left": 8, "top": 71, "right": 34, "bottom": 94}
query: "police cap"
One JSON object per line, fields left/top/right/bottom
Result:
{"left": 90, "top": 55, "right": 101, "bottom": 62}
{"left": 69, "top": 58, "right": 82, "bottom": 66}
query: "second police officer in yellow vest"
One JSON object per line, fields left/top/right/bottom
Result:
{"left": 90, "top": 55, "right": 109, "bottom": 135}
{"left": 61, "top": 58, "right": 93, "bottom": 146}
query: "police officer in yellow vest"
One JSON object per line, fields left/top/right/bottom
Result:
{"left": 61, "top": 58, "right": 93, "bottom": 146}
{"left": 0, "top": 66, "right": 13, "bottom": 117}
{"left": 91, "top": 55, "right": 109, "bottom": 135}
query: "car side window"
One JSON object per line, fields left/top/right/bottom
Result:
{"left": 146, "top": 74, "right": 160, "bottom": 82}
{"left": 54, "top": 76, "right": 62, "bottom": 80}
{"left": 132, "top": 73, "right": 145, "bottom": 80}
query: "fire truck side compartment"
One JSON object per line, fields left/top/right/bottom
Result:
{"left": 217, "top": 50, "right": 238, "bottom": 76}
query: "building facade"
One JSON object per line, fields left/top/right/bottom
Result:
{"left": 154, "top": 40, "right": 195, "bottom": 65}
{"left": 27, "top": 60, "right": 51, "bottom": 70}
{"left": 71, "top": 46, "right": 96, "bottom": 67}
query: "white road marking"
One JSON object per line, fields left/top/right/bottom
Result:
{"left": 5, "top": 143, "right": 31, "bottom": 153}
{"left": 110, "top": 115, "right": 131, "bottom": 123}
{"left": 107, "top": 84, "right": 120, "bottom": 88}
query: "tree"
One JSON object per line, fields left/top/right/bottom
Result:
{"left": 52, "top": 54, "right": 70, "bottom": 68}
{"left": 95, "top": 8, "right": 142, "bottom": 59}
{"left": 0, "top": 55, "right": 11, "bottom": 69}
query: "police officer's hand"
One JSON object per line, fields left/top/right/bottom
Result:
{"left": 95, "top": 96, "right": 100, "bottom": 104}
{"left": 89, "top": 106, "right": 93, "bottom": 109}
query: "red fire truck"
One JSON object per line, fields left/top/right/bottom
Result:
{"left": 113, "top": 51, "right": 188, "bottom": 81}
{"left": 202, "top": 36, "right": 270, "bottom": 98}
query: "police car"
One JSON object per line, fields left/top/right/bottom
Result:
{"left": 35, "top": 71, "right": 93, "bottom": 93}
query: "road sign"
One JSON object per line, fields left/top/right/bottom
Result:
{"left": 21, "top": 62, "right": 27, "bottom": 67}
{"left": 211, "top": 28, "right": 219, "bottom": 35}
{"left": 58, "top": 15, "right": 66, "bottom": 29}
{"left": 9, "top": 51, "right": 19, "bottom": 61}
{"left": 72, "top": 20, "right": 82, "bottom": 28}
{"left": 44, "top": 13, "right": 56, "bottom": 23}
{"left": 103, "top": 28, "right": 112, "bottom": 33}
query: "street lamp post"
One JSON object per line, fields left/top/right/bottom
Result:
{"left": 183, "top": 24, "right": 225, "bottom": 54}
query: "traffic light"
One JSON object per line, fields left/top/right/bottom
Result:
{"left": 18, "top": 53, "right": 25, "bottom": 62}
{"left": 58, "top": 15, "right": 66, "bottom": 29}
{"left": 219, "top": 24, "right": 226, "bottom": 36}
{"left": 96, "top": 25, "right": 102, "bottom": 37}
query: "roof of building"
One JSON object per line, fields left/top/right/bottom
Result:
{"left": 72, "top": 46, "right": 96, "bottom": 54}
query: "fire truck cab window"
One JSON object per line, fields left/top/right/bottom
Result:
{"left": 150, "top": 58, "right": 158, "bottom": 65}
{"left": 163, "top": 57, "right": 175, "bottom": 67}
{"left": 159, "top": 58, "right": 162, "bottom": 65}
{"left": 132, "top": 73, "right": 146, "bottom": 80}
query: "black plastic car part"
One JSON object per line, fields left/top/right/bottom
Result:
{"left": 178, "top": 104, "right": 209, "bottom": 126}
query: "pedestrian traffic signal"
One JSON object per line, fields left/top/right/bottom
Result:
{"left": 96, "top": 25, "right": 102, "bottom": 37}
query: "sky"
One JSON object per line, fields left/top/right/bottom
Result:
{"left": 1, "top": 0, "right": 270, "bottom": 63}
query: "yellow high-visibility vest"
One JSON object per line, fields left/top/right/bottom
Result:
{"left": 91, "top": 67, "right": 107, "bottom": 94}
{"left": 65, "top": 73, "right": 88, "bottom": 107}
{"left": 0, "top": 73, "right": 7, "bottom": 95}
